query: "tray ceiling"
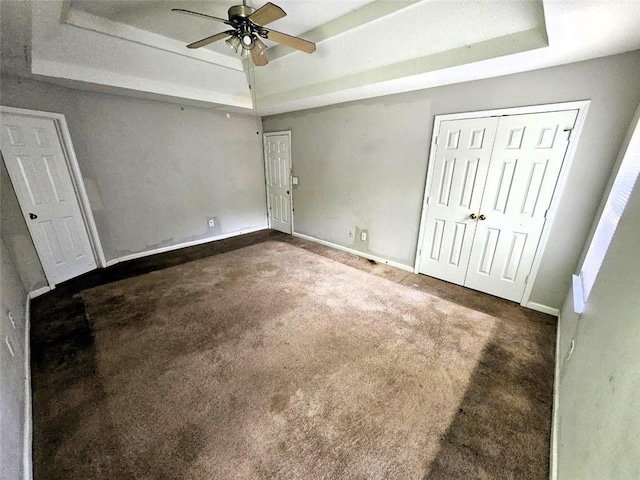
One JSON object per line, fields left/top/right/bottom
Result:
{"left": 2, "top": 1, "right": 640, "bottom": 115}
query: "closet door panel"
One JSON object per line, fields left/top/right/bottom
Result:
{"left": 465, "top": 110, "right": 579, "bottom": 301}
{"left": 418, "top": 117, "right": 499, "bottom": 284}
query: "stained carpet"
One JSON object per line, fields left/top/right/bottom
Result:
{"left": 31, "top": 234, "right": 555, "bottom": 479}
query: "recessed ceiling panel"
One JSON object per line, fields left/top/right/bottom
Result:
{"left": 70, "top": 0, "right": 375, "bottom": 56}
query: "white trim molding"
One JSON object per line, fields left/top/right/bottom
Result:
{"left": 23, "top": 296, "right": 33, "bottom": 480}
{"left": 292, "top": 232, "right": 414, "bottom": 273}
{"left": 550, "top": 312, "right": 562, "bottom": 480}
{"left": 105, "top": 226, "right": 267, "bottom": 267}
{"left": 28, "top": 286, "right": 54, "bottom": 299}
{"left": 524, "top": 301, "right": 560, "bottom": 317}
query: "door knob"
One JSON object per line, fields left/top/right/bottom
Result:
{"left": 29, "top": 213, "right": 38, "bottom": 220}
{"left": 286, "top": 190, "right": 290, "bottom": 194}
{"left": 479, "top": 214, "right": 487, "bottom": 221}
{"left": 469, "top": 213, "right": 477, "bottom": 220}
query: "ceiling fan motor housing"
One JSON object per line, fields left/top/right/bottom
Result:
{"left": 228, "top": 5, "right": 256, "bottom": 23}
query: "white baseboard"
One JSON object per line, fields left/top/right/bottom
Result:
{"left": 105, "top": 226, "right": 268, "bottom": 267}
{"left": 29, "top": 286, "right": 52, "bottom": 299}
{"left": 525, "top": 301, "right": 560, "bottom": 317}
{"left": 549, "top": 312, "right": 562, "bottom": 480}
{"left": 23, "top": 296, "right": 33, "bottom": 480}
{"left": 292, "top": 232, "right": 414, "bottom": 273}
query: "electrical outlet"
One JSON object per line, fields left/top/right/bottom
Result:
{"left": 349, "top": 230, "right": 354, "bottom": 238}
{"left": 208, "top": 219, "right": 215, "bottom": 228}
{"left": 361, "top": 231, "right": 367, "bottom": 241}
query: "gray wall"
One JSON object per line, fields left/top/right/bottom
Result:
{"left": 556, "top": 162, "right": 640, "bottom": 478}
{"left": 1, "top": 158, "right": 47, "bottom": 292}
{"left": 1, "top": 75, "right": 267, "bottom": 270}
{"left": 263, "top": 50, "right": 640, "bottom": 310}
{"left": 0, "top": 237, "right": 29, "bottom": 480}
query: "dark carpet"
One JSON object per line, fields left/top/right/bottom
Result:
{"left": 30, "top": 230, "right": 556, "bottom": 479}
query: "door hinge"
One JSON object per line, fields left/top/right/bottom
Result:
{"left": 434, "top": 136, "right": 439, "bottom": 145}
{"left": 524, "top": 275, "right": 529, "bottom": 285}
{"left": 544, "top": 208, "right": 549, "bottom": 219}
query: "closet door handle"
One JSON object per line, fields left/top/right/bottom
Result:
{"left": 479, "top": 214, "right": 487, "bottom": 221}
{"left": 469, "top": 213, "right": 477, "bottom": 220}
{"left": 29, "top": 213, "right": 38, "bottom": 220}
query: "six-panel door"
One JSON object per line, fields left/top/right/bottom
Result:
{"left": 465, "top": 110, "right": 578, "bottom": 301}
{"left": 1, "top": 113, "right": 97, "bottom": 284}
{"left": 418, "top": 118, "right": 499, "bottom": 284}
{"left": 264, "top": 134, "right": 292, "bottom": 234}
{"left": 420, "top": 110, "right": 578, "bottom": 303}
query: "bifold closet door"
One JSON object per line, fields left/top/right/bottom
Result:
{"left": 419, "top": 109, "right": 578, "bottom": 303}
{"left": 464, "top": 110, "right": 578, "bottom": 301}
{"left": 417, "top": 117, "right": 499, "bottom": 284}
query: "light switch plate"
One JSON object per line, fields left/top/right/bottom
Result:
{"left": 292, "top": 176, "right": 299, "bottom": 185}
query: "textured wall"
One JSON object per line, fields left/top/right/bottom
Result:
{"left": 264, "top": 50, "right": 640, "bottom": 309}
{"left": 1, "top": 76, "right": 267, "bottom": 265}
{"left": 0, "top": 238, "right": 29, "bottom": 480}
{"left": 557, "top": 158, "right": 640, "bottom": 478}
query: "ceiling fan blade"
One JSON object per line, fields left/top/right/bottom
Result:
{"left": 187, "top": 31, "right": 233, "bottom": 49}
{"left": 249, "top": 2, "right": 286, "bottom": 26}
{"left": 265, "top": 29, "right": 316, "bottom": 54}
{"left": 172, "top": 8, "right": 232, "bottom": 26}
{"left": 251, "top": 48, "right": 269, "bottom": 66}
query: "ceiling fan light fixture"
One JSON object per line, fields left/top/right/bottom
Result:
{"left": 241, "top": 33, "right": 255, "bottom": 50}
{"left": 254, "top": 38, "right": 268, "bottom": 55}
{"left": 174, "top": 2, "right": 317, "bottom": 66}
{"left": 226, "top": 35, "right": 241, "bottom": 52}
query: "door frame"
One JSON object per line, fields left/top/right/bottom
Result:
{"left": 414, "top": 100, "right": 590, "bottom": 312}
{"left": 263, "top": 130, "right": 294, "bottom": 234}
{"left": 1, "top": 106, "right": 106, "bottom": 286}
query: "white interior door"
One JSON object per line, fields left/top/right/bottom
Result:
{"left": 1, "top": 112, "right": 97, "bottom": 285}
{"left": 264, "top": 132, "right": 292, "bottom": 234}
{"left": 419, "top": 108, "right": 579, "bottom": 303}
{"left": 418, "top": 117, "right": 499, "bottom": 284}
{"left": 465, "top": 110, "right": 578, "bottom": 301}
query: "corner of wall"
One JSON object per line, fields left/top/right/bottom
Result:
{"left": 0, "top": 238, "right": 32, "bottom": 480}
{"left": 23, "top": 296, "right": 33, "bottom": 480}
{"left": 549, "top": 307, "right": 563, "bottom": 480}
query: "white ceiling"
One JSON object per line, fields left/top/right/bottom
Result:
{"left": 69, "top": 0, "right": 376, "bottom": 56}
{"left": 2, "top": 1, "right": 640, "bottom": 115}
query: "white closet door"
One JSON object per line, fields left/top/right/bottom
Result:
{"left": 464, "top": 110, "right": 579, "bottom": 301}
{"left": 418, "top": 117, "right": 499, "bottom": 284}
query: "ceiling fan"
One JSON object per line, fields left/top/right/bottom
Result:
{"left": 172, "top": 1, "right": 316, "bottom": 66}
